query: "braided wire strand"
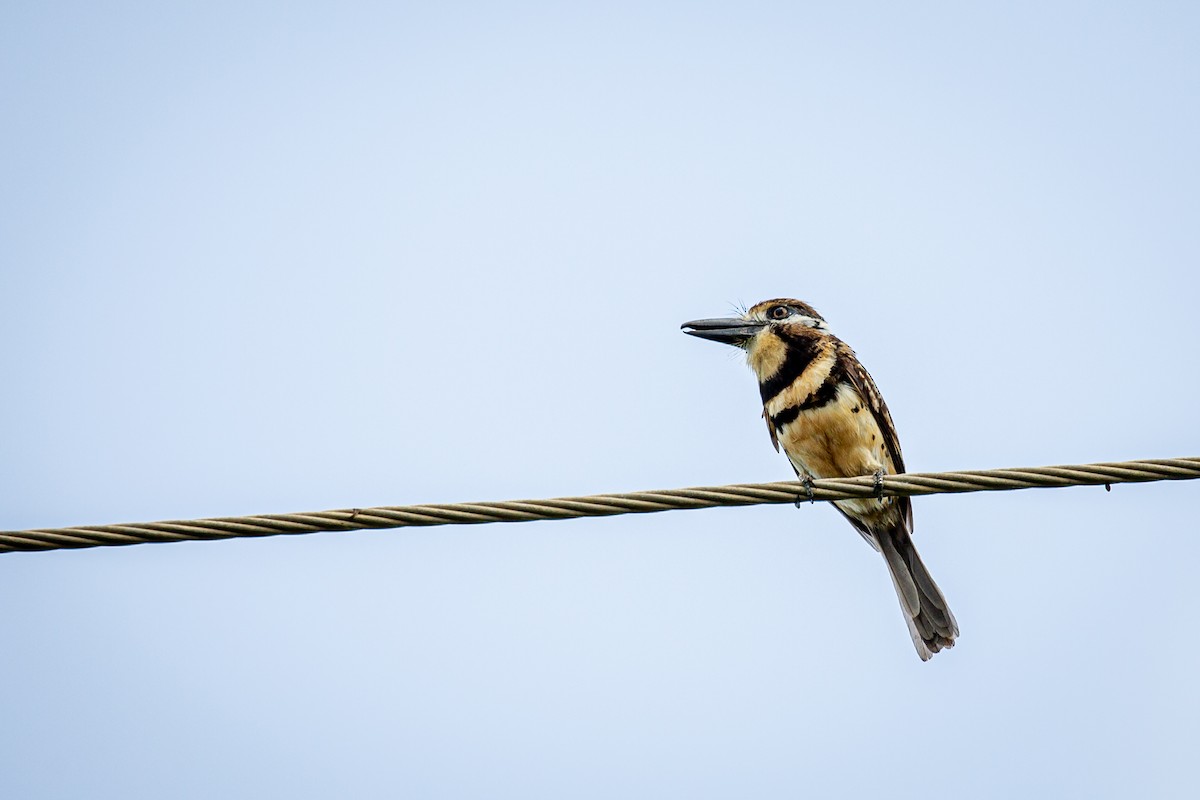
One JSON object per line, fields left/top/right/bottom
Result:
{"left": 2, "top": 457, "right": 1197, "bottom": 554}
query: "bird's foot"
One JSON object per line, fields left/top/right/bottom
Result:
{"left": 873, "top": 469, "right": 885, "bottom": 499}
{"left": 795, "top": 476, "right": 816, "bottom": 507}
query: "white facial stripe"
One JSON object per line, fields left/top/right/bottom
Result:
{"left": 792, "top": 314, "right": 828, "bottom": 330}
{"left": 746, "top": 306, "right": 830, "bottom": 331}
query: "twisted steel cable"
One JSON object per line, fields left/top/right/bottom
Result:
{"left": 2, "top": 456, "right": 1197, "bottom": 554}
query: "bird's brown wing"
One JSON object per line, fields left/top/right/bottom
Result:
{"left": 837, "top": 340, "right": 914, "bottom": 532}
{"left": 763, "top": 408, "right": 780, "bottom": 452}
{"left": 838, "top": 341, "right": 905, "bottom": 473}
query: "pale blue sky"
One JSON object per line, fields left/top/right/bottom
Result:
{"left": 3, "top": 2, "right": 1200, "bottom": 798}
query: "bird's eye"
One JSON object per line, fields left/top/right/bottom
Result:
{"left": 768, "top": 305, "right": 790, "bottom": 320}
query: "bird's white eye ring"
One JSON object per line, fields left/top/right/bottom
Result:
{"left": 769, "top": 305, "right": 790, "bottom": 320}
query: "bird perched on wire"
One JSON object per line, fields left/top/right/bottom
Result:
{"left": 681, "top": 299, "right": 958, "bottom": 660}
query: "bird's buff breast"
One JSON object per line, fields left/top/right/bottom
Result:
{"left": 776, "top": 382, "right": 896, "bottom": 516}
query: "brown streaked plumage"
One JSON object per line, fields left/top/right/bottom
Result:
{"left": 682, "top": 298, "right": 958, "bottom": 660}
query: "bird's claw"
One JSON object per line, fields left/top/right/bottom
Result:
{"left": 795, "top": 476, "right": 816, "bottom": 507}
{"left": 873, "top": 469, "right": 884, "bottom": 499}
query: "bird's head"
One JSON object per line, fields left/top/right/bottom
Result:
{"left": 681, "top": 298, "right": 829, "bottom": 350}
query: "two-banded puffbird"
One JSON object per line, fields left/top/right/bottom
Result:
{"left": 682, "top": 299, "right": 958, "bottom": 660}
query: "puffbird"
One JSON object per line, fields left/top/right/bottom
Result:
{"left": 682, "top": 299, "right": 958, "bottom": 660}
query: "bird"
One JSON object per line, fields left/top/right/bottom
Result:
{"left": 681, "top": 298, "right": 958, "bottom": 660}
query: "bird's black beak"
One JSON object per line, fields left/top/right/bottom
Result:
{"left": 680, "top": 317, "right": 766, "bottom": 346}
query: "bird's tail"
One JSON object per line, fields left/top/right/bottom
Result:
{"left": 877, "top": 528, "right": 959, "bottom": 660}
